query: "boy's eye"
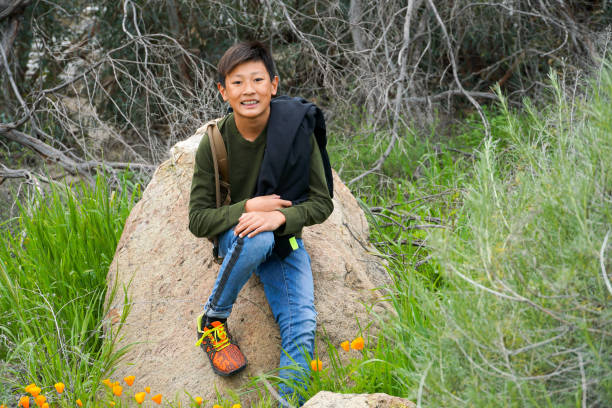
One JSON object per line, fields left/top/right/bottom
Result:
{"left": 232, "top": 81, "right": 242, "bottom": 85}
{"left": 255, "top": 78, "right": 264, "bottom": 82}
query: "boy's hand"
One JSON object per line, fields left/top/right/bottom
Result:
{"left": 234, "top": 211, "right": 286, "bottom": 238}
{"left": 245, "top": 195, "right": 292, "bottom": 212}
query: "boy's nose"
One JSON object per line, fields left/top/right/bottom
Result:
{"left": 243, "top": 81, "right": 255, "bottom": 94}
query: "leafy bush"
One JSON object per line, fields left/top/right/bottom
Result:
{"left": 400, "top": 68, "right": 612, "bottom": 406}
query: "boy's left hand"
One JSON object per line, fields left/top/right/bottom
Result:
{"left": 235, "top": 211, "right": 286, "bottom": 238}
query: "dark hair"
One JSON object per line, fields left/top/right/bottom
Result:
{"left": 217, "top": 41, "right": 276, "bottom": 87}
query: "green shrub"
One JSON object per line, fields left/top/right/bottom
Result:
{"left": 405, "top": 67, "right": 612, "bottom": 406}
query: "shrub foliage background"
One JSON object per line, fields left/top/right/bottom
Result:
{"left": 410, "top": 71, "right": 612, "bottom": 406}
{"left": 1, "top": 0, "right": 611, "bottom": 406}
{"left": 1, "top": 64, "right": 610, "bottom": 406}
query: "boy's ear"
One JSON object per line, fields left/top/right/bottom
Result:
{"left": 217, "top": 82, "right": 228, "bottom": 101}
{"left": 271, "top": 75, "right": 279, "bottom": 96}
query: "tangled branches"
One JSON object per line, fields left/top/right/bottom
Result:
{"left": 0, "top": 0, "right": 610, "bottom": 186}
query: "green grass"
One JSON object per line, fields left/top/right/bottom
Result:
{"left": 375, "top": 71, "right": 611, "bottom": 406}
{"left": 2, "top": 62, "right": 611, "bottom": 407}
{"left": 0, "top": 174, "right": 139, "bottom": 405}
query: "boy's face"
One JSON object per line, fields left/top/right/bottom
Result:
{"left": 217, "top": 60, "right": 278, "bottom": 123}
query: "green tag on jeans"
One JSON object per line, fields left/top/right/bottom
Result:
{"left": 289, "top": 236, "right": 299, "bottom": 251}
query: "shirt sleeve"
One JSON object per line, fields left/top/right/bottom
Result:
{"left": 188, "top": 135, "right": 246, "bottom": 239}
{"left": 275, "top": 134, "right": 334, "bottom": 236}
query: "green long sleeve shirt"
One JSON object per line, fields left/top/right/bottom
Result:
{"left": 188, "top": 113, "right": 334, "bottom": 239}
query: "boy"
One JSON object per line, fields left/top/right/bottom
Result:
{"left": 188, "top": 41, "right": 334, "bottom": 403}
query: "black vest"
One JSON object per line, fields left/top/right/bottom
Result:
{"left": 255, "top": 95, "right": 333, "bottom": 202}
{"left": 254, "top": 95, "right": 333, "bottom": 258}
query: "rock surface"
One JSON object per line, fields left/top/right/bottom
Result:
{"left": 105, "top": 131, "right": 390, "bottom": 404}
{"left": 302, "top": 391, "right": 416, "bottom": 408}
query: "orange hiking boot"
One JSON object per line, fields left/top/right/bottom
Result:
{"left": 195, "top": 314, "right": 247, "bottom": 376}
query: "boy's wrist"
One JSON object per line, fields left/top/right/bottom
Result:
{"left": 274, "top": 210, "right": 286, "bottom": 225}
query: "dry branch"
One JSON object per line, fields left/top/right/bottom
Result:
{"left": 0, "top": 0, "right": 605, "bottom": 190}
{"left": 0, "top": 0, "right": 30, "bottom": 20}
{"left": 425, "top": 0, "right": 490, "bottom": 137}
{"left": 0, "top": 165, "right": 32, "bottom": 184}
{"left": 600, "top": 230, "right": 612, "bottom": 296}
{"left": 0, "top": 164, "right": 49, "bottom": 191}
{"left": 2, "top": 128, "right": 155, "bottom": 175}
{"left": 414, "top": 255, "right": 432, "bottom": 268}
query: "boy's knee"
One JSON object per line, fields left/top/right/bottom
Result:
{"left": 242, "top": 230, "right": 275, "bottom": 256}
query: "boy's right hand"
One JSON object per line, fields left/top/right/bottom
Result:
{"left": 245, "top": 195, "right": 292, "bottom": 213}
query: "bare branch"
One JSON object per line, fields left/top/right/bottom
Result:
{"left": 1, "top": 128, "right": 155, "bottom": 175}
{"left": 0, "top": 0, "right": 30, "bottom": 20}
{"left": 0, "top": 166, "right": 29, "bottom": 180}
{"left": 414, "top": 255, "right": 432, "bottom": 268}
{"left": 406, "top": 89, "right": 498, "bottom": 103}
{"left": 0, "top": 41, "right": 30, "bottom": 116}
{"left": 600, "top": 230, "right": 612, "bottom": 296}
{"left": 425, "top": 0, "right": 490, "bottom": 137}
{"left": 578, "top": 352, "right": 587, "bottom": 408}
{"left": 0, "top": 164, "right": 49, "bottom": 193}
{"left": 348, "top": 2, "right": 415, "bottom": 185}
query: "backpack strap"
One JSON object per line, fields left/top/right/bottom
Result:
{"left": 203, "top": 118, "right": 231, "bottom": 207}
{"left": 196, "top": 118, "right": 231, "bottom": 264}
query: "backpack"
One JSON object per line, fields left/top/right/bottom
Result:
{"left": 197, "top": 118, "right": 230, "bottom": 262}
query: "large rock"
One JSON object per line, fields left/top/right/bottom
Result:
{"left": 302, "top": 391, "right": 415, "bottom": 408}
{"left": 105, "top": 132, "right": 390, "bottom": 404}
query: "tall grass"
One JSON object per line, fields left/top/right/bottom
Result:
{"left": 387, "top": 69, "right": 612, "bottom": 406}
{"left": 0, "top": 175, "right": 139, "bottom": 403}
{"left": 317, "top": 65, "right": 611, "bottom": 407}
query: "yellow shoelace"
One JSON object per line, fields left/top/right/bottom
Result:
{"left": 195, "top": 322, "right": 230, "bottom": 351}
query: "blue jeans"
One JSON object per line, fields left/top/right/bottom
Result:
{"left": 204, "top": 227, "right": 316, "bottom": 402}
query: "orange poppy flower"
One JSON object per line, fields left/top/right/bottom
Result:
{"left": 102, "top": 379, "right": 112, "bottom": 389}
{"left": 340, "top": 341, "right": 350, "bottom": 351}
{"left": 108, "top": 403, "right": 116, "bottom": 407}
{"left": 76, "top": 399, "right": 83, "bottom": 407}
{"left": 350, "top": 336, "right": 364, "bottom": 350}
{"left": 145, "top": 387, "right": 151, "bottom": 394}
{"left": 112, "top": 385, "right": 122, "bottom": 397}
{"left": 24, "top": 384, "right": 35, "bottom": 394}
{"left": 55, "top": 383, "right": 65, "bottom": 394}
{"left": 231, "top": 404, "right": 242, "bottom": 408}
{"left": 151, "top": 394, "right": 162, "bottom": 404}
{"left": 34, "top": 395, "right": 46, "bottom": 407}
{"left": 134, "top": 392, "right": 146, "bottom": 404}
{"left": 212, "top": 405, "right": 223, "bottom": 408}
{"left": 310, "top": 359, "right": 323, "bottom": 371}
{"left": 194, "top": 397, "right": 203, "bottom": 406}
{"left": 18, "top": 396, "right": 30, "bottom": 408}
{"left": 123, "top": 376, "right": 135, "bottom": 386}
{"left": 28, "top": 387, "right": 41, "bottom": 398}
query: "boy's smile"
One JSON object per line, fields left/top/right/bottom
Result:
{"left": 217, "top": 60, "right": 279, "bottom": 126}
